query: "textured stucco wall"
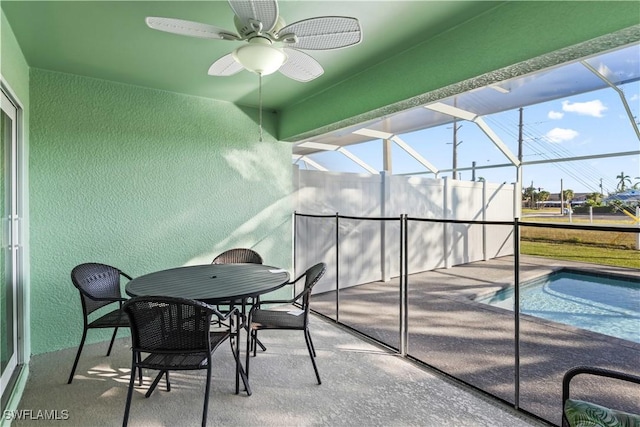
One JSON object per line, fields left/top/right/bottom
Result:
{"left": 29, "top": 69, "right": 292, "bottom": 354}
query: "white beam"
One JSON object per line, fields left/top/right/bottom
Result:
{"left": 473, "top": 117, "right": 520, "bottom": 166}
{"left": 337, "top": 147, "right": 379, "bottom": 174}
{"left": 390, "top": 135, "right": 439, "bottom": 174}
{"left": 354, "top": 127, "right": 439, "bottom": 174}
{"left": 424, "top": 102, "right": 478, "bottom": 121}
{"left": 581, "top": 60, "right": 640, "bottom": 141}
{"left": 353, "top": 128, "right": 393, "bottom": 140}
{"left": 488, "top": 84, "right": 510, "bottom": 94}
{"left": 295, "top": 141, "right": 339, "bottom": 151}
{"left": 383, "top": 138, "right": 393, "bottom": 173}
{"left": 300, "top": 156, "right": 328, "bottom": 171}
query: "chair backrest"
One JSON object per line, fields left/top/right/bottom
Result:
{"left": 212, "top": 248, "right": 263, "bottom": 264}
{"left": 123, "top": 296, "right": 215, "bottom": 353}
{"left": 71, "top": 263, "right": 129, "bottom": 316}
{"left": 299, "top": 262, "right": 326, "bottom": 313}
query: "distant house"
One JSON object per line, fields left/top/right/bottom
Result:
{"left": 536, "top": 193, "right": 589, "bottom": 208}
{"left": 604, "top": 190, "right": 640, "bottom": 204}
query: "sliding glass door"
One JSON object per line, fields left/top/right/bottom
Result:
{"left": 0, "top": 88, "right": 21, "bottom": 408}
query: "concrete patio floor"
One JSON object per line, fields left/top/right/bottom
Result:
{"left": 311, "top": 255, "right": 640, "bottom": 426}
{"left": 11, "top": 314, "right": 547, "bottom": 427}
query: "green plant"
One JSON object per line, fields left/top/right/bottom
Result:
{"left": 616, "top": 171, "right": 632, "bottom": 191}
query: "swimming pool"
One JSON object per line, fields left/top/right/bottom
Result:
{"left": 477, "top": 269, "right": 640, "bottom": 343}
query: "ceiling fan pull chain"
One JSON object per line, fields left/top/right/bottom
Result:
{"left": 259, "top": 73, "right": 263, "bottom": 143}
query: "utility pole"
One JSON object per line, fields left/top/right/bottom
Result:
{"left": 451, "top": 117, "right": 462, "bottom": 180}
{"left": 518, "top": 107, "right": 523, "bottom": 163}
{"left": 529, "top": 180, "right": 535, "bottom": 209}
{"left": 599, "top": 178, "right": 604, "bottom": 196}
{"left": 560, "top": 178, "right": 564, "bottom": 215}
{"left": 516, "top": 107, "right": 524, "bottom": 216}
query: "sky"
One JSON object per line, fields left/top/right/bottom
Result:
{"left": 301, "top": 50, "right": 640, "bottom": 196}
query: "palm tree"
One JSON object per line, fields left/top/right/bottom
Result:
{"left": 616, "top": 171, "right": 632, "bottom": 191}
{"left": 562, "top": 189, "right": 574, "bottom": 202}
{"left": 538, "top": 190, "right": 550, "bottom": 203}
{"left": 585, "top": 192, "right": 602, "bottom": 206}
{"left": 633, "top": 177, "right": 640, "bottom": 190}
{"left": 523, "top": 186, "right": 536, "bottom": 209}
{"left": 562, "top": 189, "right": 574, "bottom": 214}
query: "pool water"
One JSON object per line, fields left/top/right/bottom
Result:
{"left": 477, "top": 270, "right": 640, "bottom": 343}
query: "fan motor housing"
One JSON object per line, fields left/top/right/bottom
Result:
{"left": 234, "top": 15, "right": 286, "bottom": 40}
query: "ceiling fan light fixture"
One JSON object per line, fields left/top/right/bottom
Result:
{"left": 232, "top": 38, "right": 286, "bottom": 75}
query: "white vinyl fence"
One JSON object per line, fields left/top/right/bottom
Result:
{"left": 293, "top": 168, "right": 516, "bottom": 294}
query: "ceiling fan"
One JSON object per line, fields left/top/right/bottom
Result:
{"left": 145, "top": 0, "right": 363, "bottom": 82}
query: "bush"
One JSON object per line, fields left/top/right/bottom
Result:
{"left": 572, "top": 205, "right": 618, "bottom": 214}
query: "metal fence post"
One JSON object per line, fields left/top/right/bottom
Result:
{"left": 513, "top": 217, "right": 521, "bottom": 410}
{"left": 293, "top": 211, "right": 297, "bottom": 278}
{"left": 335, "top": 212, "right": 340, "bottom": 323}
{"left": 636, "top": 207, "right": 639, "bottom": 250}
{"left": 399, "top": 214, "right": 408, "bottom": 357}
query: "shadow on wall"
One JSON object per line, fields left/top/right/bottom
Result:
{"left": 186, "top": 141, "right": 295, "bottom": 268}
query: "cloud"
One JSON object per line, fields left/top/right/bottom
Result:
{"left": 545, "top": 128, "right": 579, "bottom": 143}
{"left": 548, "top": 110, "right": 564, "bottom": 120}
{"left": 561, "top": 100, "right": 607, "bottom": 117}
{"left": 629, "top": 94, "right": 639, "bottom": 102}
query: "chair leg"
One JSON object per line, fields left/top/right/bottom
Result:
{"left": 246, "top": 335, "right": 252, "bottom": 379}
{"left": 122, "top": 353, "right": 137, "bottom": 427}
{"left": 304, "top": 329, "right": 321, "bottom": 385}
{"left": 106, "top": 327, "right": 119, "bottom": 356}
{"left": 252, "top": 330, "right": 257, "bottom": 357}
{"left": 230, "top": 334, "right": 239, "bottom": 395}
{"left": 255, "top": 335, "right": 267, "bottom": 352}
{"left": 145, "top": 370, "right": 166, "bottom": 398}
{"left": 245, "top": 324, "right": 252, "bottom": 378}
{"left": 202, "top": 359, "right": 212, "bottom": 427}
{"left": 137, "top": 354, "right": 143, "bottom": 386}
{"left": 67, "top": 328, "right": 88, "bottom": 384}
{"left": 232, "top": 337, "right": 251, "bottom": 396}
{"left": 165, "top": 371, "right": 171, "bottom": 391}
{"left": 307, "top": 329, "right": 317, "bottom": 358}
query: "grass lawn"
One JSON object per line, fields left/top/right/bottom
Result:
{"left": 519, "top": 210, "right": 639, "bottom": 268}
{"left": 521, "top": 241, "right": 640, "bottom": 269}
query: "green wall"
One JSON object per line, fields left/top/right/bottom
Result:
{"left": 279, "top": 1, "right": 640, "bottom": 140}
{"left": 29, "top": 69, "right": 292, "bottom": 354}
{"left": 1, "top": 12, "right": 29, "bottom": 101}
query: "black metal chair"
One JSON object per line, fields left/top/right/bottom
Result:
{"left": 122, "top": 296, "right": 245, "bottom": 427}
{"left": 562, "top": 366, "right": 640, "bottom": 427}
{"left": 212, "top": 248, "right": 263, "bottom": 265}
{"left": 211, "top": 248, "right": 265, "bottom": 348}
{"left": 247, "top": 262, "right": 326, "bottom": 385}
{"left": 68, "top": 262, "right": 133, "bottom": 384}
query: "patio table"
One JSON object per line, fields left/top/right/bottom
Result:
{"left": 125, "top": 263, "right": 290, "bottom": 396}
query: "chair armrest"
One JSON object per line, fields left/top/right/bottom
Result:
{"left": 253, "top": 280, "right": 297, "bottom": 307}
{"left": 87, "top": 295, "right": 128, "bottom": 303}
{"left": 211, "top": 305, "right": 239, "bottom": 322}
{"left": 562, "top": 366, "right": 640, "bottom": 404}
{"left": 562, "top": 366, "right": 640, "bottom": 427}
{"left": 255, "top": 299, "right": 295, "bottom": 306}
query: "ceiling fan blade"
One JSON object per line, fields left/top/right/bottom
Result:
{"left": 228, "top": 0, "right": 279, "bottom": 33}
{"left": 208, "top": 53, "right": 244, "bottom": 76}
{"left": 146, "top": 17, "right": 239, "bottom": 40}
{"left": 278, "top": 17, "right": 361, "bottom": 50}
{"left": 279, "top": 48, "right": 324, "bottom": 82}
